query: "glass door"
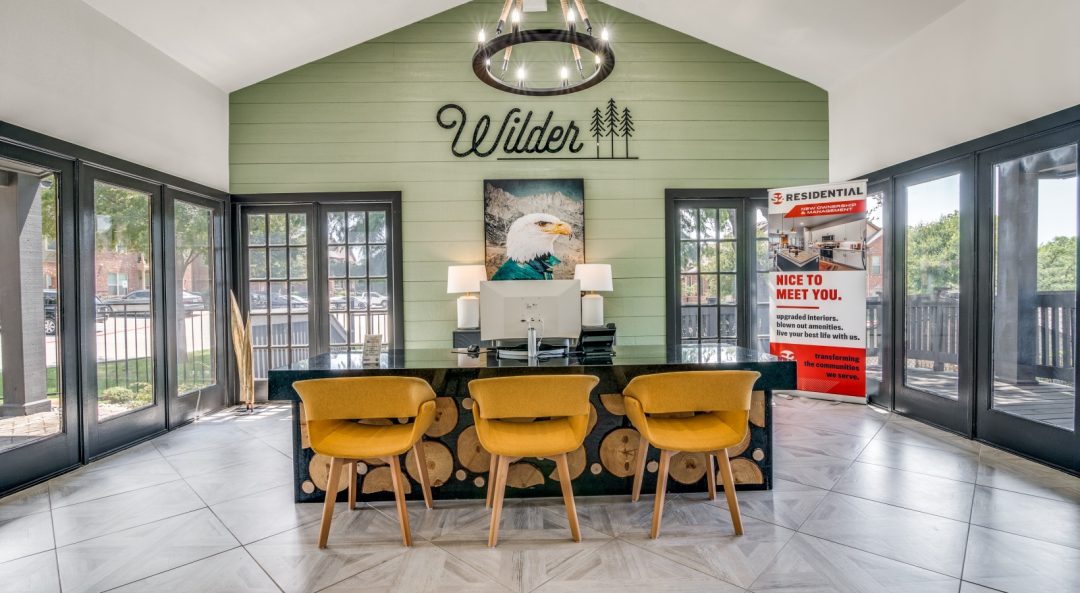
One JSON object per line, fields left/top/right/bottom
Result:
{"left": 79, "top": 166, "right": 167, "bottom": 457}
{"left": 165, "top": 190, "right": 227, "bottom": 426}
{"left": 668, "top": 196, "right": 770, "bottom": 351}
{"left": 240, "top": 206, "right": 314, "bottom": 381}
{"left": 893, "top": 159, "right": 975, "bottom": 435}
{"left": 324, "top": 206, "right": 395, "bottom": 351}
{"left": 976, "top": 132, "right": 1080, "bottom": 471}
{"left": 0, "top": 146, "right": 80, "bottom": 494}
{"left": 675, "top": 200, "right": 742, "bottom": 345}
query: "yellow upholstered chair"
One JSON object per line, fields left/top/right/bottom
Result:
{"left": 622, "top": 370, "right": 761, "bottom": 538}
{"left": 292, "top": 376, "right": 437, "bottom": 548}
{"left": 468, "top": 375, "right": 600, "bottom": 547}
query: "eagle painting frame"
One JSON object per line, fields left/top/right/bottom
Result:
{"left": 483, "top": 178, "right": 585, "bottom": 281}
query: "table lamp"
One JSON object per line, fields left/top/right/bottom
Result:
{"left": 447, "top": 265, "right": 487, "bottom": 329}
{"left": 574, "top": 263, "right": 613, "bottom": 327}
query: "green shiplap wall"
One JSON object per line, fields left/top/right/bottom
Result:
{"left": 229, "top": 0, "right": 828, "bottom": 348}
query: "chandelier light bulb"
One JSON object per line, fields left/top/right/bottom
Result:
{"left": 477, "top": 30, "right": 486, "bottom": 43}
{"left": 517, "top": 66, "right": 526, "bottom": 81}
{"left": 560, "top": 67, "right": 569, "bottom": 80}
{"left": 595, "top": 54, "right": 602, "bottom": 64}
{"left": 511, "top": 9, "right": 521, "bottom": 24}
{"left": 601, "top": 27, "right": 610, "bottom": 41}
{"left": 567, "top": 8, "right": 576, "bottom": 22}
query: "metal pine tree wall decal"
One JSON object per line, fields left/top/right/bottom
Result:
{"left": 604, "top": 98, "right": 620, "bottom": 158}
{"left": 620, "top": 106, "right": 634, "bottom": 158}
{"left": 590, "top": 107, "right": 605, "bottom": 158}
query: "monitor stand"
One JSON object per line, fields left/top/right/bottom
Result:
{"left": 494, "top": 339, "right": 571, "bottom": 360}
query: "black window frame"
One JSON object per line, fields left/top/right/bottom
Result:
{"left": 664, "top": 188, "right": 768, "bottom": 349}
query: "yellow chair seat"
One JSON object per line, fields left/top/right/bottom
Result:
{"left": 310, "top": 421, "right": 419, "bottom": 459}
{"left": 638, "top": 413, "right": 743, "bottom": 453}
{"left": 476, "top": 416, "right": 586, "bottom": 457}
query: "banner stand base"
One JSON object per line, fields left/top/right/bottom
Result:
{"left": 777, "top": 389, "right": 867, "bottom": 405}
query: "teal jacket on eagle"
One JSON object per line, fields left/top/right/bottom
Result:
{"left": 491, "top": 213, "right": 572, "bottom": 280}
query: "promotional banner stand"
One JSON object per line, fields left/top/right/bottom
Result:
{"left": 767, "top": 181, "right": 868, "bottom": 402}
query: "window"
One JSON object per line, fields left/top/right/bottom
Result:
{"left": 173, "top": 200, "right": 217, "bottom": 396}
{"left": 871, "top": 255, "right": 882, "bottom": 276}
{"left": 107, "top": 272, "right": 128, "bottom": 296}
{"left": 327, "top": 208, "right": 391, "bottom": 351}
{"left": 238, "top": 193, "right": 402, "bottom": 379}
{"left": 0, "top": 166, "right": 63, "bottom": 453}
{"left": 666, "top": 192, "right": 769, "bottom": 349}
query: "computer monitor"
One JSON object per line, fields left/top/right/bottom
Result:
{"left": 479, "top": 279, "right": 582, "bottom": 344}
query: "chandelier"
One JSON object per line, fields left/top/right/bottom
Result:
{"left": 473, "top": 0, "right": 614, "bottom": 97}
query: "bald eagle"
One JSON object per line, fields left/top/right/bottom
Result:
{"left": 491, "top": 213, "right": 572, "bottom": 280}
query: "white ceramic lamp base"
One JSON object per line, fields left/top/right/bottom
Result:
{"left": 457, "top": 294, "right": 480, "bottom": 329}
{"left": 581, "top": 293, "right": 605, "bottom": 327}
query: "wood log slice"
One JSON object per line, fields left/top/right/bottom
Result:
{"left": 362, "top": 465, "right": 413, "bottom": 494}
{"left": 749, "top": 391, "right": 766, "bottom": 427}
{"left": 599, "top": 393, "right": 626, "bottom": 415}
{"left": 506, "top": 462, "right": 544, "bottom": 489}
{"left": 405, "top": 441, "right": 453, "bottom": 487}
{"left": 729, "top": 458, "right": 765, "bottom": 485}
{"left": 599, "top": 428, "right": 642, "bottom": 478}
{"left": 456, "top": 425, "right": 491, "bottom": 473}
{"left": 728, "top": 429, "right": 752, "bottom": 457}
{"left": 308, "top": 453, "right": 352, "bottom": 493}
{"left": 298, "top": 406, "right": 311, "bottom": 449}
{"left": 670, "top": 452, "right": 708, "bottom": 485}
{"left": 548, "top": 445, "right": 587, "bottom": 482}
{"left": 425, "top": 397, "right": 459, "bottom": 437}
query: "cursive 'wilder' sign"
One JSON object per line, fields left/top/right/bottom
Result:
{"left": 436, "top": 100, "right": 637, "bottom": 161}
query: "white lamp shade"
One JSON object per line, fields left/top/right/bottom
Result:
{"left": 447, "top": 265, "right": 487, "bottom": 293}
{"left": 573, "top": 264, "right": 613, "bottom": 292}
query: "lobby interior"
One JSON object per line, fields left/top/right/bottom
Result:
{"left": 2, "top": 1, "right": 1079, "bottom": 592}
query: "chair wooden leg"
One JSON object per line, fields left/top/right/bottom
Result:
{"left": 347, "top": 461, "right": 358, "bottom": 510}
{"left": 706, "top": 454, "right": 717, "bottom": 501}
{"left": 716, "top": 449, "right": 743, "bottom": 535}
{"left": 486, "top": 452, "right": 498, "bottom": 508}
{"left": 387, "top": 455, "right": 413, "bottom": 546}
{"left": 650, "top": 449, "right": 672, "bottom": 539}
{"left": 318, "top": 457, "right": 343, "bottom": 548}
{"left": 554, "top": 453, "right": 581, "bottom": 542}
{"left": 488, "top": 455, "right": 510, "bottom": 547}
{"left": 631, "top": 432, "right": 649, "bottom": 503}
{"left": 413, "top": 441, "right": 434, "bottom": 510}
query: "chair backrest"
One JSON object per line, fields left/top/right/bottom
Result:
{"left": 623, "top": 370, "right": 760, "bottom": 414}
{"left": 468, "top": 375, "right": 599, "bottom": 419}
{"left": 293, "top": 376, "right": 436, "bottom": 421}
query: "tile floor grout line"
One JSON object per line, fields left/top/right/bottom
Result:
{"left": 616, "top": 516, "right": 790, "bottom": 592}
{"left": 237, "top": 545, "right": 287, "bottom": 593}
{"left": 240, "top": 543, "right": 293, "bottom": 593}
{"left": 791, "top": 531, "right": 966, "bottom": 583}
{"left": 51, "top": 499, "right": 208, "bottom": 549}
{"left": 47, "top": 478, "right": 64, "bottom": 593}
{"left": 956, "top": 477, "right": 979, "bottom": 593}
{"left": 94, "top": 545, "right": 248, "bottom": 593}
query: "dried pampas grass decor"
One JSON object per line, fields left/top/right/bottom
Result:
{"left": 229, "top": 290, "right": 256, "bottom": 412}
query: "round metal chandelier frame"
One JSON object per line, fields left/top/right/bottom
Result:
{"left": 471, "top": 3, "right": 615, "bottom": 97}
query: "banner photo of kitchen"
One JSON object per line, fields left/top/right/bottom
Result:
{"left": 767, "top": 180, "right": 868, "bottom": 401}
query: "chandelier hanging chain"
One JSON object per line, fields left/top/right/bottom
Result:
{"left": 474, "top": 0, "right": 614, "bottom": 97}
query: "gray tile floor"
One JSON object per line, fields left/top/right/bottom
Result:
{"left": 1, "top": 396, "right": 1078, "bottom": 593}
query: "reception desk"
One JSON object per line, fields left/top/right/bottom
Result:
{"left": 268, "top": 345, "right": 795, "bottom": 503}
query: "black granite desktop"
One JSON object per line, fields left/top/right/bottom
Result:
{"left": 268, "top": 345, "right": 795, "bottom": 503}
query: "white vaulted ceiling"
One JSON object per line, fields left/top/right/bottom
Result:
{"left": 80, "top": 0, "right": 964, "bottom": 92}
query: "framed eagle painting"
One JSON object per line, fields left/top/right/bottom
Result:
{"left": 484, "top": 179, "right": 585, "bottom": 281}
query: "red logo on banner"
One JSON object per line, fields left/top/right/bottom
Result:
{"left": 771, "top": 192, "right": 784, "bottom": 205}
